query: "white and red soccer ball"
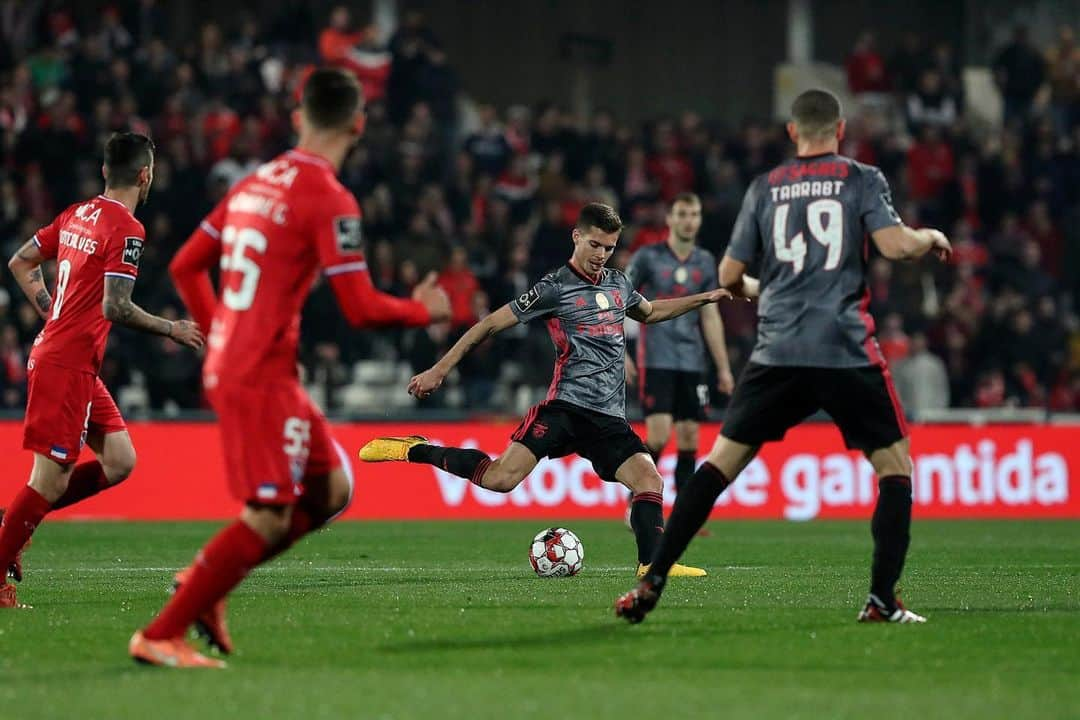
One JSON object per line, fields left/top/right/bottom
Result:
{"left": 529, "top": 527, "right": 584, "bottom": 577}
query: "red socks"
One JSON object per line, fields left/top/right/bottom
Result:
{"left": 52, "top": 461, "right": 111, "bottom": 510}
{"left": 0, "top": 486, "right": 52, "bottom": 576}
{"left": 143, "top": 521, "right": 268, "bottom": 640}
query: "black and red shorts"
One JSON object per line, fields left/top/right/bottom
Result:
{"left": 721, "top": 362, "right": 908, "bottom": 453}
{"left": 641, "top": 368, "right": 708, "bottom": 421}
{"left": 511, "top": 400, "right": 649, "bottom": 480}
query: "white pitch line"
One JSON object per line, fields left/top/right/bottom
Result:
{"left": 21, "top": 564, "right": 771, "bottom": 574}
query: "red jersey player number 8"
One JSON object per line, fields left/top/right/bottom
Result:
{"left": 219, "top": 226, "right": 267, "bottom": 312}
{"left": 52, "top": 259, "right": 72, "bottom": 320}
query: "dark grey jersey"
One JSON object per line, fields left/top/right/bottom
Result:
{"left": 510, "top": 264, "right": 644, "bottom": 417}
{"left": 626, "top": 243, "right": 717, "bottom": 372}
{"left": 727, "top": 153, "right": 902, "bottom": 368}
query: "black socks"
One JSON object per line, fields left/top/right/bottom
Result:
{"left": 870, "top": 475, "right": 913, "bottom": 609}
{"left": 645, "top": 461, "right": 730, "bottom": 590}
{"left": 674, "top": 450, "right": 696, "bottom": 493}
{"left": 408, "top": 444, "right": 492, "bottom": 485}
{"left": 629, "top": 492, "right": 664, "bottom": 565}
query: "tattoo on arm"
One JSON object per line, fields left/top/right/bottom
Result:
{"left": 34, "top": 289, "right": 51, "bottom": 315}
{"left": 103, "top": 276, "right": 172, "bottom": 336}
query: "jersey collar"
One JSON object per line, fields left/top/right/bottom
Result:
{"left": 567, "top": 260, "right": 603, "bottom": 285}
{"left": 286, "top": 148, "right": 335, "bottom": 171}
{"left": 665, "top": 238, "right": 695, "bottom": 263}
{"left": 96, "top": 194, "right": 134, "bottom": 216}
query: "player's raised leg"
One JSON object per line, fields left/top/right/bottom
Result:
{"left": 361, "top": 435, "right": 493, "bottom": 485}
{"left": 364, "top": 434, "right": 538, "bottom": 494}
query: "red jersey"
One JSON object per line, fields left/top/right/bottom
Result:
{"left": 29, "top": 194, "right": 145, "bottom": 374}
{"left": 174, "top": 148, "right": 430, "bottom": 388}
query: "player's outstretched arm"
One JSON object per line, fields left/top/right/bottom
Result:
{"left": 718, "top": 256, "right": 760, "bottom": 299}
{"left": 871, "top": 225, "right": 952, "bottom": 262}
{"left": 7, "top": 239, "right": 52, "bottom": 320}
{"left": 628, "top": 289, "right": 733, "bottom": 325}
{"left": 407, "top": 304, "right": 519, "bottom": 398}
{"left": 102, "top": 276, "right": 205, "bottom": 349}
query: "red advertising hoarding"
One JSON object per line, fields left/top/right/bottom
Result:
{"left": 0, "top": 421, "right": 1075, "bottom": 520}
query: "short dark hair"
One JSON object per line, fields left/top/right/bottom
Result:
{"left": 670, "top": 192, "right": 701, "bottom": 209}
{"left": 576, "top": 202, "right": 622, "bottom": 234}
{"left": 302, "top": 67, "right": 363, "bottom": 131}
{"left": 104, "top": 132, "right": 155, "bottom": 188}
{"left": 791, "top": 89, "right": 842, "bottom": 140}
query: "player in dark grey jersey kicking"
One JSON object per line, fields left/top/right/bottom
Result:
{"left": 616, "top": 89, "right": 951, "bottom": 624}
{"left": 359, "top": 203, "right": 731, "bottom": 577}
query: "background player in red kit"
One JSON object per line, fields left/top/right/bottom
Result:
{"left": 0, "top": 133, "right": 205, "bottom": 609}
{"left": 131, "top": 68, "right": 450, "bottom": 667}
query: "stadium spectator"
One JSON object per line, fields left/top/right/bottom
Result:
{"left": 846, "top": 32, "right": 890, "bottom": 95}
{"left": 0, "top": 7, "right": 1075, "bottom": 414}
{"left": 319, "top": 6, "right": 391, "bottom": 104}
{"left": 439, "top": 246, "right": 481, "bottom": 330}
{"left": 905, "top": 69, "right": 958, "bottom": 133}
{"left": 993, "top": 26, "right": 1046, "bottom": 127}
{"left": 1046, "top": 26, "right": 1080, "bottom": 134}
{"left": 894, "top": 332, "right": 950, "bottom": 415}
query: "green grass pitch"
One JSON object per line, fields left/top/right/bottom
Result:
{"left": 1, "top": 519, "right": 1077, "bottom": 719}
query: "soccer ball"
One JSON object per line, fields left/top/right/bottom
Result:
{"left": 529, "top": 527, "right": 584, "bottom": 577}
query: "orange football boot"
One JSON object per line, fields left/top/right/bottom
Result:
{"left": 129, "top": 631, "right": 226, "bottom": 668}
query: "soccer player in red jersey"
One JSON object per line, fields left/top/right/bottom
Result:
{"left": 130, "top": 68, "right": 450, "bottom": 668}
{"left": 0, "top": 133, "right": 205, "bottom": 610}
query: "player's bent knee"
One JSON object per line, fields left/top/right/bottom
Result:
{"left": 621, "top": 460, "right": 663, "bottom": 495}
{"left": 242, "top": 504, "right": 293, "bottom": 545}
{"left": 105, "top": 449, "right": 136, "bottom": 485}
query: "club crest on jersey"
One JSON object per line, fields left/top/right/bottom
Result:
{"left": 73, "top": 202, "right": 101, "bottom": 225}
{"left": 122, "top": 237, "right": 144, "bottom": 267}
{"left": 595, "top": 293, "right": 610, "bottom": 310}
{"left": 517, "top": 286, "right": 541, "bottom": 311}
{"left": 334, "top": 216, "right": 363, "bottom": 253}
{"left": 674, "top": 267, "right": 689, "bottom": 284}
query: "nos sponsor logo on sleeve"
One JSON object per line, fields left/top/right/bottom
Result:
{"left": 334, "top": 216, "right": 363, "bottom": 253}
{"left": 122, "top": 237, "right": 144, "bottom": 268}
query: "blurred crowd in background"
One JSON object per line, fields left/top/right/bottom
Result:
{"left": 0, "top": 2, "right": 1078, "bottom": 416}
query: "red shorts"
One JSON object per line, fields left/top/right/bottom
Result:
{"left": 23, "top": 359, "right": 126, "bottom": 463}
{"left": 207, "top": 379, "right": 341, "bottom": 505}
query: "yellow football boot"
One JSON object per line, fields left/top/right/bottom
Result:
{"left": 636, "top": 563, "right": 708, "bottom": 578}
{"left": 358, "top": 435, "right": 429, "bottom": 462}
